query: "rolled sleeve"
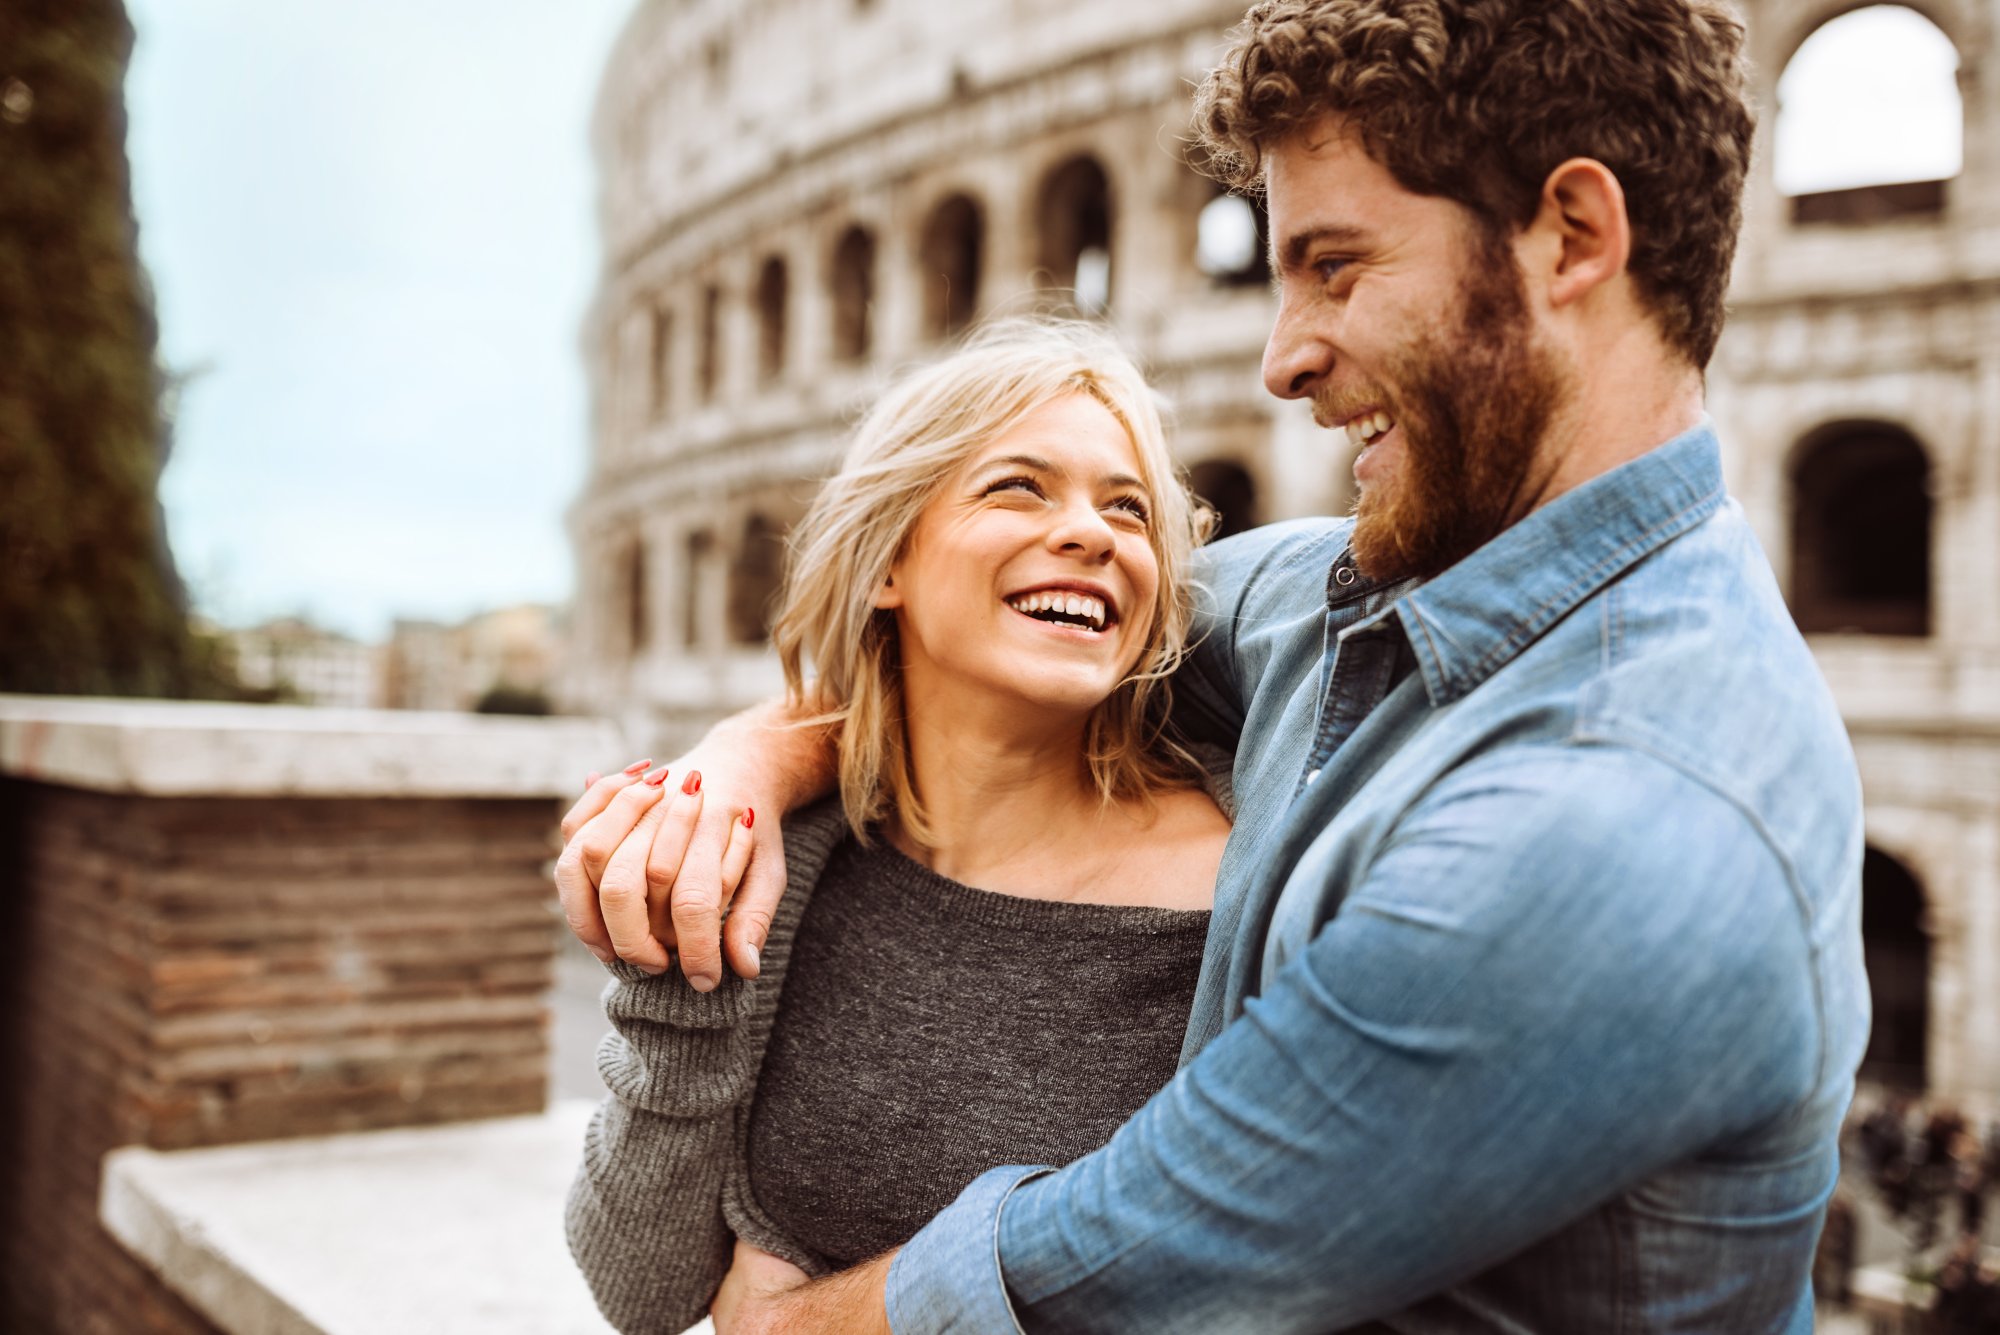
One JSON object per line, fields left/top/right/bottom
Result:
{"left": 886, "top": 1166, "right": 1052, "bottom": 1335}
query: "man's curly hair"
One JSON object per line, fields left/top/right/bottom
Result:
{"left": 1193, "top": 0, "right": 1756, "bottom": 369}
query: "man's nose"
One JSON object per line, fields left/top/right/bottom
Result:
{"left": 1262, "top": 297, "right": 1333, "bottom": 401}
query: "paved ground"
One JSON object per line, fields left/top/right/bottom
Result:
{"left": 551, "top": 926, "right": 616, "bottom": 1103}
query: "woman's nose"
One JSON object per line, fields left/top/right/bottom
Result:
{"left": 1045, "top": 498, "right": 1116, "bottom": 561}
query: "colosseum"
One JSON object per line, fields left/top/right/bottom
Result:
{"left": 565, "top": 0, "right": 2000, "bottom": 1114}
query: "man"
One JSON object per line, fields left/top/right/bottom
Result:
{"left": 560, "top": 2, "right": 1868, "bottom": 1329}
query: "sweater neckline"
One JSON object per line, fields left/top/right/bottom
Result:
{"left": 839, "top": 832, "right": 1213, "bottom": 938}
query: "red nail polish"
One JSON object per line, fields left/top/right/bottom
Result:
{"left": 682, "top": 770, "right": 702, "bottom": 795}
{"left": 623, "top": 759, "right": 651, "bottom": 775}
{"left": 644, "top": 766, "right": 670, "bottom": 786}
{"left": 741, "top": 807, "right": 755, "bottom": 829}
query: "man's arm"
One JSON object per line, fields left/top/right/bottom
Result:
{"left": 567, "top": 520, "right": 1335, "bottom": 980}
{"left": 882, "top": 744, "right": 1824, "bottom": 1333}
{"left": 1170, "top": 519, "right": 1349, "bottom": 749}
{"left": 660, "top": 698, "right": 838, "bottom": 985}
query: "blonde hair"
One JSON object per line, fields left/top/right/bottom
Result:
{"left": 772, "top": 318, "right": 1213, "bottom": 846}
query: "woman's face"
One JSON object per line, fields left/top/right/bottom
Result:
{"left": 878, "top": 391, "right": 1162, "bottom": 723}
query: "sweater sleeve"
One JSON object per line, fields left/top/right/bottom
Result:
{"left": 565, "top": 963, "right": 760, "bottom": 1334}
{"left": 564, "top": 801, "right": 848, "bottom": 1334}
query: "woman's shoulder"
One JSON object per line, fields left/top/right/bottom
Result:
{"left": 1147, "top": 784, "right": 1233, "bottom": 849}
{"left": 1092, "top": 783, "right": 1229, "bottom": 912}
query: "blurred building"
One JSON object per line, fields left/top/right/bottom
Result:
{"left": 570, "top": 1, "right": 2000, "bottom": 1111}
{"left": 382, "top": 603, "right": 566, "bottom": 713}
{"left": 566, "top": 0, "right": 1302, "bottom": 745}
{"left": 227, "top": 616, "right": 383, "bottom": 708}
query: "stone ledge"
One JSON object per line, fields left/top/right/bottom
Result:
{"left": 101, "top": 1102, "right": 626, "bottom": 1335}
{"left": 0, "top": 694, "right": 623, "bottom": 798}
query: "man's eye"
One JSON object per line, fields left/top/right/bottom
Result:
{"left": 1314, "top": 257, "right": 1351, "bottom": 282}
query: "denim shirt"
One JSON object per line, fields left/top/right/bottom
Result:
{"left": 884, "top": 422, "right": 1869, "bottom": 1334}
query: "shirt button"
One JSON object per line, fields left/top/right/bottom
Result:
{"left": 1334, "top": 566, "right": 1357, "bottom": 588}
{"left": 1305, "top": 768, "right": 1321, "bottom": 785}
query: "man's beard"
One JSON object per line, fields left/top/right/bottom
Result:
{"left": 1334, "top": 229, "right": 1569, "bottom": 584}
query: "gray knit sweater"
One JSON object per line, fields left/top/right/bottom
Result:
{"left": 746, "top": 836, "right": 1209, "bottom": 1271}
{"left": 565, "top": 760, "right": 1232, "bottom": 1335}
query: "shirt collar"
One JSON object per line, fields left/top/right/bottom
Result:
{"left": 1374, "top": 419, "right": 1727, "bottom": 707}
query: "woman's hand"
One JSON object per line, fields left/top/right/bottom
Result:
{"left": 554, "top": 749, "right": 761, "bottom": 986}
{"left": 554, "top": 698, "right": 836, "bottom": 987}
{"left": 710, "top": 1240, "right": 810, "bottom": 1333}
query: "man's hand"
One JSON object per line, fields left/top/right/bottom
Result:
{"left": 711, "top": 1240, "right": 809, "bottom": 1332}
{"left": 711, "top": 1241, "right": 893, "bottom": 1335}
{"left": 553, "top": 698, "right": 837, "bottom": 988}
{"left": 554, "top": 757, "right": 753, "bottom": 979}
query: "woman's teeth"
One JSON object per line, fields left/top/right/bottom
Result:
{"left": 1005, "top": 591, "right": 1108, "bottom": 631}
{"left": 1346, "top": 410, "right": 1395, "bottom": 449}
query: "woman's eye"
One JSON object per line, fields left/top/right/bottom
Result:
{"left": 983, "top": 475, "right": 1042, "bottom": 498}
{"left": 1106, "top": 496, "right": 1151, "bottom": 524}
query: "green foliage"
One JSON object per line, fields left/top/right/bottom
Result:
{"left": 0, "top": 1, "right": 233, "bottom": 698}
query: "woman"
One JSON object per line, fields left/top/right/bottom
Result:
{"left": 563, "top": 319, "right": 1232, "bottom": 1333}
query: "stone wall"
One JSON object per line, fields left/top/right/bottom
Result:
{"left": 0, "top": 697, "right": 618, "bottom": 1334}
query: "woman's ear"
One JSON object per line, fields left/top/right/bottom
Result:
{"left": 871, "top": 569, "right": 902, "bottom": 611}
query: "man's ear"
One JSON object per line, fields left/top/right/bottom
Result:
{"left": 870, "top": 569, "right": 902, "bottom": 611}
{"left": 1531, "top": 157, "right": 1632, "bottom": 311}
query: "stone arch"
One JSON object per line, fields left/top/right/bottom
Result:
{"left": 727, "top": 512, "right": 787, "bottom": 645}
{"left": 1860, "top": 844, "right": 1930, "bottom": 1091}
{"left": 1768, "top": 0, "right": 1967, "bottom": 73}
{"left": 1187, "top": 459, "right": 1260, "bottom": 541}
{"left": 621, "top": 534, "right": 650, "bottom": 655}
{"left": 1771, "top": 4, "right": 1963, "bottom": 221}
{"left": 755, "top": 255, "right": 788, "bottom": 380}
{"left": 918, "top": 192, "right": 984, "bottom": 341}
{"left": 681, "top": 528, "right": 715, "bottom": 650}
{"left": 1787, "top": 420, "right": 1932, "bottom": 635}
{"left": 698, "top": 282, "right": 722, "bottom": 401}
{"left": 1035, "top": 154, "right": 1114, "bottom": 313}
{"left": 1195, "top": 188, "right": 1269, "bottom": 289}
{"left": 830, "top": 224, "right": 876, "bottom": 362}
{"left": 649, "top": 301, "right": 674, "bottom": 418}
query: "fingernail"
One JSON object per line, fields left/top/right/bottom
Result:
{"left": 585, "top": 771, "right": 600, "bottom": 790}
{"left": 643, "top": 766, "right": 670, "bottom": 787}
{"left": 747, "top": 945, "right": 762, "bottom": 977}
{"left": 682, "top": 769, "right": 702, "bottom": 795}
{"left": 641, "top": 963, "right": 666, "bottom": 976}
{"left": 689, "top": 972, "right": 717, "bottom": 993}
{"left": 590, "top": 947, "right": 614, "bottom": 964}
{"left": 741, "top": 806, "right": 754, "bottom": 829}
{"left": 623, "top": 759, "right": 651, "bottom": 775}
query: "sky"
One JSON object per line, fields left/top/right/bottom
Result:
{"left": 122, "top": 3, "right": 1959, "bottom": 642}
{"left": 126, "top": 0, "right": 636, "bottom": 639}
